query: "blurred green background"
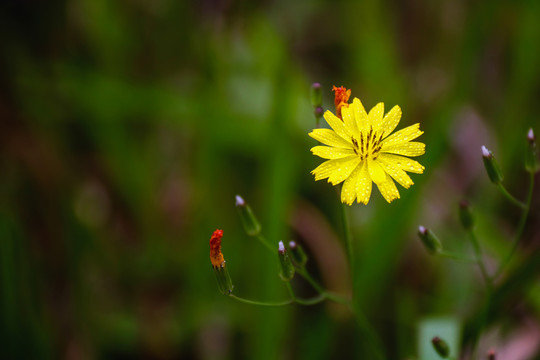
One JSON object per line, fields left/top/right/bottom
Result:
{"left": 1, "top": 0, "right": 540, "bottom": 359}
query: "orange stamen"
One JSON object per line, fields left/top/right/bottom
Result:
{"left": 332, "top": 85, "right": 351, "bottom": 119}
{"left": 210, "top": 229, "right": 225, "bottom": 268}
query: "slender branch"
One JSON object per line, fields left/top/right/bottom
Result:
{"left": 439, "top": 251, "right": 478, "bottom": 263}
{"left": 256, "top": 234, "right": 276, "bottom": 253}
{"left": 467, "top": 230, "right": 493, "bottom": 293}
{"left": 497, "top": 183, "right": 527, "bottom": 209}
{"left": 285, "top": 282, "right": 325, "bottom": 305}
{"left": 298, "top": 265, "right": 385, "bottom": 359}
{"left": 296, "top": 268, "right": 350, "bottom": 306}
{"left": 228, "top": 294, "right": 293, "bottom": 306}
{"left": 494, "top": 172, "right": 535, "bottom": 279}
{"left": 340, "top": 201, "right": 354, "bottom": 267}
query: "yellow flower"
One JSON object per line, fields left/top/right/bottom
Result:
{"left": 309, "top": 96, "right": 425, "bottom": 205}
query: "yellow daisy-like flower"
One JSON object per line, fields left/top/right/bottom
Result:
{"left": 309, "top": 92, "right": 425, "bottom": 205}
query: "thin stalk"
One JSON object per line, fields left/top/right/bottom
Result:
{"left": 494, "top": 172, "right": 535, "bottom": 279}
{"left": 229, "top": 294, "right": 293, "bottom": 306}
{"left": 297, "top": 270, "right": 384, "bottom": 358}
{"left": 468, "top": 230, "right": 493, "bottom": 293}
{"left": 296, "top": 268, "right": 350, "bottom": 306}
{"left": 256, "top": 234, "right": 275, "bottom": 253}
{"left": 340, "top": 201, "right": 354, "bottom": 267}
{"left": 439, "top": 251, "right": 477, "bottom": 263}
{"left": 285, "top": 282, "right": 325, "bottom": 305}
{"left": 497, "top": 183, "right": 527, "bottom": 209}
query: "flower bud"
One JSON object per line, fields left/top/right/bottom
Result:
{"left": 487, "top": 349, "right": 496, "bottom": 360}
{"left": 525, "top": 128, "right": 540, "bottom": 173}
{"left": 278, "top": 241, "right": 295, "bottom": 281}
{"left": 235, "top": 195, "right": 261, "bottom": 236}
{"left": 210, "top": 229, "right": 234, "bottom": 295}
{"left": 481, "top": 146, "right": 504, "bottom": 184}
{"left": 310, "top": 83, "right": 322, "bottom": 108}
{"left": 332, "top": 85, "right": 351, "bottom": 119}
{"left": 458, "top": 200, "right": 474, "bottom": 230}
{"left": 314, "top": 106, "right": 324, "bottom": 120}
{"left": 418, "top": 226, "right": 442, "bottom": 254}
{"left": 431, "top": 336, "right": 450, "bottom": 358}
{"left": 288, "top": 241, "right": 308, "bottom": 268}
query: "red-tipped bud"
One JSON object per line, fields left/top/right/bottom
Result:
{"left": 332, "top": 85, "right": 351, "bottom": 119}
{"left": 209, "top": 229, "right": 234, "bottom": 295}
{"left": 210, "top": 229, "right": 225, "bottom": 268}
{"left": 431, "top": 336, "right": 450, "bottom": 358}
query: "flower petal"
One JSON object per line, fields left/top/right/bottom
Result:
{"left": 355, "top": 162, "right": 372, "bottom": 204}
{"left": 381, "top": 141, "right": 425, "bottom": 157}
{"left": 368, "top": 158, "right": 386, "bottom": 184}
{"left": 350, "top": 98, "right": 369, "bottom": 133}
{"left": 323, "top": 110, "right": 350, "bottom": 139}
{"left": 380, "top": 105, "right": 402, "bottom": 138}
{"left": 341, "top": 163, "right": 361, "bottom": 205}
{"left": 379, "top": 153, "right": 425, "bottom": 174}
{"left": 309, "top": 128, "right": 351, "bottom": 148}
{"left": 341, "top": 105, "right": 360, "bottom": 139}
{"left": 328, "top": 157, "right": 362, "bottom": 185}
{"left": 368, "top": 102, "right": 384, "bottom": 131}
{"left": 311, "top": 145, "right": 355, "bottom": 159}
{"left": 311, "top": 155, "right": 359, "bottom": 184}
{"left": 376, "top": 157, "right": 414, "bottom": 189}
{"left": 381, "top": 123, "right": 423, "bottom": 147}
{"left": 375, "top": 173, "right": 400, "bottom": 203}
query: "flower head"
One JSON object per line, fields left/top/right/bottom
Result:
{"left": 309, "top": 88, "right": 425, "bottom": 205}
{"left": 332, "top": 85, "right": 351, "bottom": 119}
{"left": 210, "top": 229, "right": 225, "bottom": 268}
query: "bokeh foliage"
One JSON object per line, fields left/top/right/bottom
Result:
{"left": 1, "top": 0, "right": 540, "bottom": 359}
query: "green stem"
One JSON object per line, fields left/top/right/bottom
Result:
{"left": 497, "top": 183, "right": 527, "bottom": 209}
{"left": 340, "top": 201, "right": 354, "bottom": 267}
{"left": 494, "top": 172, "right": 535, "bottom": 279}
{"left": 229, "top": 294, "right": 293, "bottom": 306}
{"left": 296, "top": 268, "right": 350, "bottom": 306}
{"left": 438, "top": 251, "right": 477, "bottom": 263}
{"left": 297, "top": 270, "right": 384, "bottom": 358}
{"left": 340, "top": 199, "right": 384, "bottom": 359}
{"left": 256, "top": 234, "right": 275, "bottom": 253}
{"left": 285, "top": 282, "right": 325, "bottom": 305}
{"left": 467, "top": 230, "right": 493, "bottom": 293}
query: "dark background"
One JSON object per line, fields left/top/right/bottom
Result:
{"left": 1, "top": 0, "right": 540, "bottom": 359}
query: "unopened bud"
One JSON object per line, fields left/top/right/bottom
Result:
{"left": 487, "top": 349, "right": 496, "bottom": 360}
{"left": 418, "top": 226, "right": 442, "bottom": 255}
{"left": 235, "top": 195, "right": 261, "bottom": 236}
{"left": 525, "top": 128, "right": 540, "bottom": 173}
{"left": 288, "top": 241, "right": 308, "bottom": 268}
{"left": 481, "top": 146, "right": 504, "bottom": 184}
{"left": 314, "top": 106, "right": 324, "bottom": 120}
{"left": 209, "top": 229, "right": 234, "bottom": 295}
{"left": 431, "top": 336, "right": 450, "bottom": 358}
{"left": 459, "top": 200, "right": 474, "bottom": 230}
{"left": 311, "top": 83, "right": 322, "bottom": 108}
{"left": 278, "top": 241, "right": 295, "bottom": 281}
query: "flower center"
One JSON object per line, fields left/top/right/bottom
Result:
{"left": 351, "top": 126, "right": 384, "bottom": 161}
